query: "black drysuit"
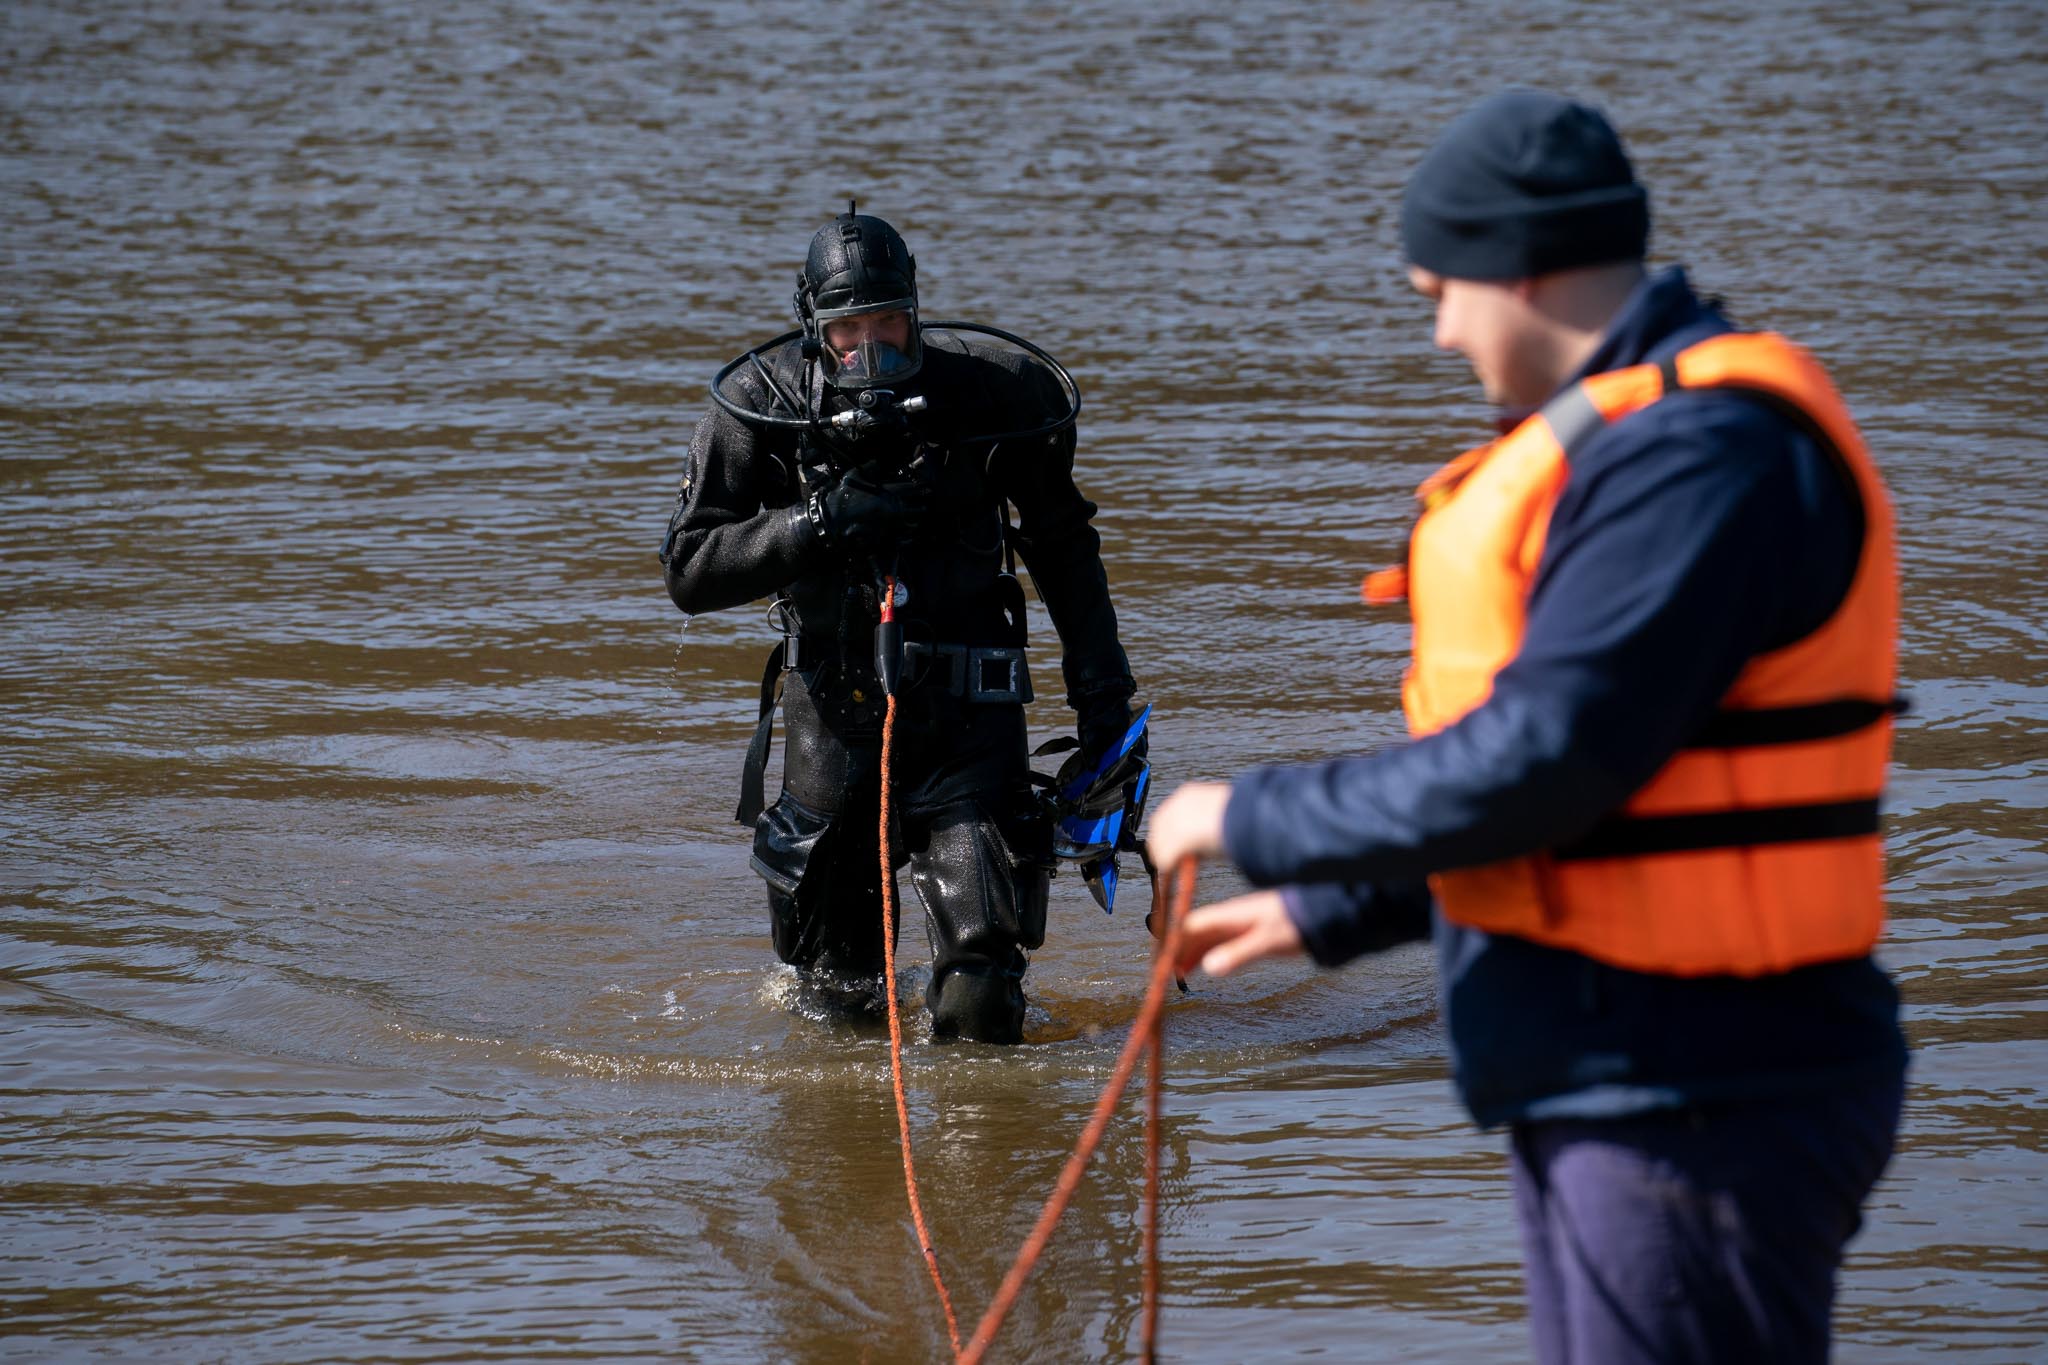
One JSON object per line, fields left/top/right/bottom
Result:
{"left": 661, "top": 333, "right": 1136, "bottom": 1041}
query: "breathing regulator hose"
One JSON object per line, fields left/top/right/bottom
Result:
{"left": 709, "top": 321, "right": 1081, "bottom": 446}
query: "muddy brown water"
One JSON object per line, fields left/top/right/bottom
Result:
{"left": 4, "top": 1, "right": 2045, "bottom": 1359}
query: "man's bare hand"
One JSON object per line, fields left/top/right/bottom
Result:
{"left": 1175, "top": 889, "right": 1306, "bottom": 978}
{"left": 1147, "top": 781, "right": 1233, "bottom": 871}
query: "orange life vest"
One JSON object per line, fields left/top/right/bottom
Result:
{"left": 1364, "top": 332, "right": 1899, "bottom": 977}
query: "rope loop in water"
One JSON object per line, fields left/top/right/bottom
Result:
{"left": 875, "top": 569, "right": 1191, "bottom": 1362}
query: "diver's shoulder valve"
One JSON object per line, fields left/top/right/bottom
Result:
{"left": 1037, "top": 704, "right": 1154, "bottom": 915}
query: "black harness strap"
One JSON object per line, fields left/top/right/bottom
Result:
{"left": 1553, "top": 797, "right": 1881, "bottom": 862}
{"left": 1688, "top": 697, "right": 1907, "bottom": 748}
{"left": 735, "top": 641, "right": 786, "bottom": 826}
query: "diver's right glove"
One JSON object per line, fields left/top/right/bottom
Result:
{"left": 798, "top": 467, "right": 931, "bottom": 552}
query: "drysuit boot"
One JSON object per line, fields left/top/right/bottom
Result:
{"left": 928, "top": 961, "right": 1027, "bottom": 1044}
{"left": 908, "top": 799, "right": 1047, "bottom": 1045}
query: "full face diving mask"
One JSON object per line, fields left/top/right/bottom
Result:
{"left": 815, "top": 301, "right": 923, "bottom": 390}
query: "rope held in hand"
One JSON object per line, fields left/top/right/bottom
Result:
{"left": 958, "top": 856, "right": 1195, "bottom": 1365}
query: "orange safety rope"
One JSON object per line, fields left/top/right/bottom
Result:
{"left": 1142, "top": 921, "right": 1167, "bottom": 1365}
{"left": 875, "top": 574, "right": 1193, "bottom": 1362}
{"left": 877, "top": 580, "right": 965, "bottom": 1358}
{"left": 958, "top": 857, "right": 1194, "bottom": 1365}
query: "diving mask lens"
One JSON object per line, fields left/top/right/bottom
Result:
{"left": 816, "top": 303, "right": 922, "bottom": 389}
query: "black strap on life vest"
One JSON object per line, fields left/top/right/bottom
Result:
{"left": 1687, "top": 696, "right": 1907, "bottom": 748}
{"left": 1543, "top": 680, "right": 1905, "bottom": 858}
{"left": 1553, "top": 796, "right": 1881, "bottom": 862}
{"left": 1553, "top": 695, "right": 1905, "bottom": 861}
{"left": 735, "top": 641, "right": 786, "bottom": 826}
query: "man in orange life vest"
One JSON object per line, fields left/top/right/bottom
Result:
{"left": 1147, "top": 90, "right": 1907, "bottom": 1363}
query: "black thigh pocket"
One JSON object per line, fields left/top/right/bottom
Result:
{"left": 750, "top": 791, "right": 832, "bottom": 896}
{"left": 911, "top": 796, "right": 1053, "bottom": 954}
{"left": 988, "top": 794, "right": 1054, "bottom": 950}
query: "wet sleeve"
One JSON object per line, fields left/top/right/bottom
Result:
{"left": 1222, "top": 399, "right": 1853, "bottom": 888}
{"left": 998, "top": 393, "right": 1135, "bottom": 712}
{"left": 1280, "top": 880, "right": 1435, "bottom": 966}
{"left": 660, "top": 405, "right": 818, "bottom": 615}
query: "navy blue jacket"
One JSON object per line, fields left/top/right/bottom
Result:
{"left": 1221, "top": 268, "right": 1907, "bottom": 1128}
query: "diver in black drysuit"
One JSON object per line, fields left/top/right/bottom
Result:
{"left": 659, "top": 211, "right": 1140, "bottom": 1043}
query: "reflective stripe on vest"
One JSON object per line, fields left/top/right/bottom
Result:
{"left": 1389, "top": 332, "right": 1899, "bottom": 977}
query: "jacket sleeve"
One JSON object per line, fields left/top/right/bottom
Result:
{"left": 1221, "top": 394, "right": 1860, "bottom": 889}
{"left": 1281, "top": 880, "right": 1435, "bottom": 966}
{"left": 997, "top": 380, "right": 1135, "bottom": 713}
{"left": 660, "top": 402, "right": 818, "bottom": 616}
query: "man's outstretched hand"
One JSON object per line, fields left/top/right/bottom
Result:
{"left": 1146, "top": 780, "right": 1232, "bottom": 871}
{"left": 1175, "top": 889, "right": 1306, "bottom": 978}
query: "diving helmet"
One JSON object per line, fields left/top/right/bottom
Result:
{"left": 795, "top": 209, "right": 923, "bottom": 392}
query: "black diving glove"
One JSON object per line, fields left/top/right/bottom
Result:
{"left": 1077, "top": 695, "right": 1147, "bottom": 768}
{"left": 802, "top": 466, "right": 931, "bottom": 552}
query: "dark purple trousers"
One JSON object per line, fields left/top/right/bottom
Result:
{"left": 1510, "top": 1073, "right": 1903, "bottom": 1365}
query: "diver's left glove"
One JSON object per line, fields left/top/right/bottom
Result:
{"left": 1076, "top": 694, "right": 1147, "bottom": 769}
{"left": 793, "top": 466, "right": 931, "bottom": 553}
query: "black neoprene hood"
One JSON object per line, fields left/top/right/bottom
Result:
{"left": 795, "top": 211, "right": 924, "bottom": 390}
{"left": 799, "top": 213, "right": 917, "bottom": 316}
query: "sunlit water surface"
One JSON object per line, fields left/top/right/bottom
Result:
{"left": 4, "top": 1, "right": 2044, "bottom": 1359}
